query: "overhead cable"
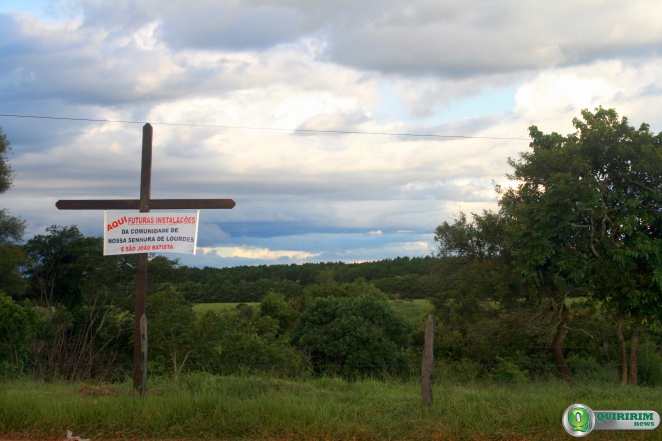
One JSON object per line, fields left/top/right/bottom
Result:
{"left": 0, "top": 113, "right": 529, "bottom": 140}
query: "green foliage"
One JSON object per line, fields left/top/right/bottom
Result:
{"left": 24, "top": 226, "right": 184, "bottom": 309}
{"left": 389, "top": 299, "right": 433, "bottom": 323}
{"left": 0, "top": 208, "right": 26, "bottom": 245}
{"left": 431, "top": 108, "right": 662, "bottom": 384}
{"left": 147, "top": 285, "right": 218, "bottom": 380}
{"left": 441, "top": 359, "right": 487, "bottom": 382}
{"left": 211, "top": 303, "right": 310, "bottom": 377}
{"left": 197, "top": 299, "right": 433, "bottom": 324}
{"left": 178, "top": 257, "right": 438, "bottom": 303}
{"left": 145, "top": 255, "right": 186, "bottom": 291}
{"left": 25, "top": 225, "right": 101, "bottom": 307}
{"left": 435, "top": 211, "right": 509, "bottom": 260}
{"left": 0, "top": 127, "right": 13, "bottom": 194}
{"left": 489, "top": 356, "right": 529, "bottom": 383}
{"left": 505, "top": 107, "right": 662, "bottom": 324}
{"left": 292, "top": 293, "right": 413, "bottom": 378}
{"left": 259, "top": 292, "right": 297, "bottom": 334}
{"left": 0, "top": 293, "right": 38, "bottom": 377}
{"left": 0, "top": 243, "right": 28, "bottom": 298}
{"left": 23, "top": 226, "right": 143, "bottom": 380}
{"left": 189, "top": 310, "right": 224, "bottom": 371}
{"left": 638, "top": 351, "right": 662, "bottom": 386}
{"left": 565, "top": 354, "right": 600, "bottom": 376}
{"left": 373, "top": 274, "right": 440, "bottom": 300}
{"left": 0, "top": 128, "right": 27, "bottom": 300}
{"left": 193, "top": 302, "right": 259, "bottom": 315}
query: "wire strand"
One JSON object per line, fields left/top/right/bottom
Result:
{"left": 0, "top": 113, "right": 530, "bottom": 141}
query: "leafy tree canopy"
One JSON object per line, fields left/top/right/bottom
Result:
{"left": 501, "top": 107, "right": 662, "bottom": 325}
{"left": 0, "top": 128, "right": 13, "bottom": 194}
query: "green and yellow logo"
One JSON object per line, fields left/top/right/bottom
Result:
{"left": 562, "top": 404, "right": 596, "bottom": 437}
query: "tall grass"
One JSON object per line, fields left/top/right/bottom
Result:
{"left": 2, "top": 373, "right": 661, "bottom": 440}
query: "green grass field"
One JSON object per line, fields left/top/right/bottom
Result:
{"left": 193, "top": 302, "right": 260, "bottom": 314}
{"left": 1, "top": 374, "right": 660, "bottom": 441}
{"left": 193, "top": 299, "right": 433, "bottom": 323}
{"left": 389, "top": 299, "right": 434, "bottom": 323}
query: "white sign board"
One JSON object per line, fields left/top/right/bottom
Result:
{"left": 103, "top": 211, "right": 200, "bottom": 256}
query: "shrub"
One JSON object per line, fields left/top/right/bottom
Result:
{"left": 638, "top": 345, "right": 662, "bottom": 386}
{"left": 490, "top": 356, "right": 529, "bottom": 383}
{"left": 0, "top": 292, "right": 37, "bottom": 377}
{"left": 292, "top": 293, "right": 412, "bottom": 379}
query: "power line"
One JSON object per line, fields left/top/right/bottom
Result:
{"left": 0, "top": 113, "right": 529, "bottom": 141}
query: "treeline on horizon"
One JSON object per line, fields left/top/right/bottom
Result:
{"left": 181, "top": 256, "right": 440, "bottom": 303}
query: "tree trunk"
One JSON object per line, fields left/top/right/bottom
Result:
{"left": 551, "top": 303, "right": 572, "bottom": 383}
{"left": 629, "top": 320, "right": 639, "bottom": 386}
{"left": 617, "top": 321, "right": 627, "bottom": 385}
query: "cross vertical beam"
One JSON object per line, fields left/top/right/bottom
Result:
{"left": 133, "top": 123, "right": 152, "bottom": 394}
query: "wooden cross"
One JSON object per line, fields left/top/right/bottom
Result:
{"left": 56, "top": 124, "right": 235, "bottom": 394}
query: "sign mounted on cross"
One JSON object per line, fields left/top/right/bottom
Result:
{"left": 56, "top": 123, "right": 235, "bottom": 395}
{"left": 103, "top": 211, "right": 201, "bottom": 255}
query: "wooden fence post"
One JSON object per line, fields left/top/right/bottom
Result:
{"left": 140, "top": 313, "right": 148, "bottom": 397}
{"left": 421, "top": 314, "right": 434, "bottom": 405}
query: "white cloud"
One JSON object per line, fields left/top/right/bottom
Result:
{"left": 202, "top": 245, "right": 321, "bottom": 260}
{"left": 59, "top": 0, "right": 662, "bottom": 77}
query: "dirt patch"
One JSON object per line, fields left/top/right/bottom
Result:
{"left": 77, "top": 386, "right": 121, "bottom": 397}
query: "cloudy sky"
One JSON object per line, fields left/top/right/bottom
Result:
{"left": 1, "top": 0, "right": 661, "bottom": 267}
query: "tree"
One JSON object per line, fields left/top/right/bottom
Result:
{"left": 259, "top": 292, "right": 297, "bottom": 335}
{"left": 292, "top": 292, "right": 412, "bottom": 378}
{"left": 0, "top": 127, "right": 14, "bottom": 193}
{"left": 433, "top": 212, "right": 546, "bottom": 377}
{"left": 202, "top": 302, "right": 308, "bottom": 377}
{"left": 0, "top": 208, "right": 25, "bottom": 244}
{"left": 0, "top": 292, "right": 37, "bottom": 377}
{"left": 0, "top": 128, "right": 28, "bottom": 298}
{"left": 25, "top": 226, "right": 99, "bottom": 307}
{"left": 147, "top": 285, "right": 199, "bottom": 380}
{"left": 500, "top": 107, "right": 662, "bottom": 384}
{"left": 0, "top": 234, "right": 28, "bottom": 298}
{"left": 0, "top": 129, "right": 25, "bottom": 245}
{"left": 24, "top": 227, "right": 139, "bottom": 379}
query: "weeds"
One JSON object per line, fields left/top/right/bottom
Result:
{"left": 2, "top": 373, "right": 661, "bottom": 440}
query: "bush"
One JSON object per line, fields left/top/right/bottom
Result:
{"left": 259, "top": 292, "right": 297, "bottom": 334}
{"left": 489, "top": 356, "right": 528, "bottom": 383}
{"left": 292, "top": 293, "right": 412, "bottom": 379}
{"left": 0, "top": 292, "right": 37, "bottom": 378}
{"left": 638, "top": 345, "right": 662, "bottom": 386}
{"left": 213, "top": 310, "right": 310, "bottom": 377}
{"left": 438, "top": 359, "right": 487, "bottom": 383}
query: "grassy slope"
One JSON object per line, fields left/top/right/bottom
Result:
{"left": 193, "top": 299, "right": 433, "bottom": 323}
{"left": 389, "top": 299, "right": 433, "bottom": 323}
{"left": 2, "top": 374, "right": 660, "bottom": 441}
{"left": 193, "top": 302, "right": 260, "bottom": 314}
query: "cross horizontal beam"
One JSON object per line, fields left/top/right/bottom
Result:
{"left": 56, "top": 199, "right": 235, "bottom": 210}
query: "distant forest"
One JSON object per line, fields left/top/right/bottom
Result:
{"left": 180, "top": 256, "right": 441, "bottom": 303}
